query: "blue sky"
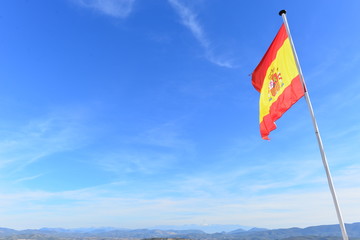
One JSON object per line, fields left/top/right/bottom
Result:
{"left": 1, "top": 0, "right": 360, "bottom": 230}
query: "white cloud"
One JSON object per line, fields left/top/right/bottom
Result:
{"left": 1, "top": 182, "right": 359, "bottom": 230}
{"left": 168, "top": 0, "right": 209, "bottom": 48}
{"left": 168, "top": 0, "right": 235, "bottom": 68}
{"left": 74, "top": 0, "right": 136, "bottom": 18}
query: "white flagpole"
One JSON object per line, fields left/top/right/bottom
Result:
{"left": 278, "top": 10, "right": 349, "bottom": 240}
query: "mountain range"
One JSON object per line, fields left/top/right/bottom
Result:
{"left": 0, "top": 223, "right": 360, "bottom": 239}
{"left": 150, "top": 224, "right": 253, "bottom": 233}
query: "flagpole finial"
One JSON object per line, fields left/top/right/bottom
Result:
{"left": 279, "top": 10, "right": 287, "bottom": 16}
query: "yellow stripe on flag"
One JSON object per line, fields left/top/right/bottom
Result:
{"left": 259, "top": 38, "right": 299, "bottom": 121}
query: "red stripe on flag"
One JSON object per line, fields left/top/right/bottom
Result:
{"left": 252, "top": 24, "right": 288, "bottom": 92}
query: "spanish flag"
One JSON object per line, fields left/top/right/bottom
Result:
{"left": 252, "top": 24, "right": 305, "bottom": 140}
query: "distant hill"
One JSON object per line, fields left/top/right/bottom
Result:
{"left": 150, "top": 224, "right": 252, "bottom": 233}
{"left": 228, "top": 222, "right": 360, "bottom": 240}
{"left": 0, "top": 227, "right": 18, "bottom": 235}
{"left": 247, "top": 227, "right": 269, "bottom": 232}
{"left": 0, "top": 222, "right": 360, "bottom": 239}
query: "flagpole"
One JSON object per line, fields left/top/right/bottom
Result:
{"left": 278, "top": 10, "right": 349, "bottom": 240}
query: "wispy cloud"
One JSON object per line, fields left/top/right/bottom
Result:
{"left": 74, "top": 0, "right": 136, "bottom": 18}
{"left": 97, "top": 151, "right": 178, "bottom": 175}
{"left": 0, "top": 109, "right": 90, "bottom": 177}
{"left": 134, "top": 121, "right": 194, "bottom": 150}
{"left": 13, "top": 174, "right": 44, "bottom": 184}
{"left": 168, "top": 0, "right": 235, "bottom": 68}
{"left": 96, "top": 121, "right": 194, "bottom": 175}
{"left": 1, "top": 180, "right": 359, "bottom": 230}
